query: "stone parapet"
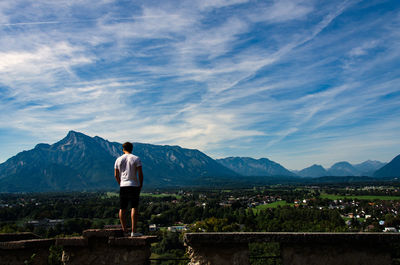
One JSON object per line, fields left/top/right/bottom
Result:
{"left": 0, "top": 229, "right": 157, "bottom": 265}
{"left": 0, "top": 233, "right": 54, "bottom": 265}
{"left": 184, "top": 232, "right": 400, "bottom": 265}
{"left": 56, "top": 229, "right": 158, "bottom": 265}
{"left": 0, "top": 232, "right": 41, "bottom": 242}
{"left": 0, "top": 238, "right": 55, "bottom": 250}
{"left": 55, "top": 236, "right": 87, "bottom": 247}
{"left": 184, "top": 232, "right": 400, "bottom": 244}
{"left": 82, "top": 228, "right": 124, "bottom": 238}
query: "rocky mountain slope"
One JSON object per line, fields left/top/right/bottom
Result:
{"left": 216, "top": 157, "right": 296, "bottom": 177}
{"left": 0, "top": 131, "right": 238, "bottom": 191}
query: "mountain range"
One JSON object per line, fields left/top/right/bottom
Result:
{"left": 0, "top": 131, "right": 398, "bottom": 192}
{"left": 0, "top": 131, "right": 238, "bottom": 192}
{"left": 296, "top": 160, "right": 387, "bottom": 178}
{"left": 216, "top": 157, "right": 296, "bottom": 177}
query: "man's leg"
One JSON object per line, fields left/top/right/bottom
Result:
{"left": 119, "top": 187, "right": 130, "bottom": 232}
{"left": 130, "top": 186, "right": 141, "bottom": 234}
{"left": 131, "top": 207, "right": 138, "bottom": 233}
{"left": 119, "top": 209, "right": 127, "bottom": 232}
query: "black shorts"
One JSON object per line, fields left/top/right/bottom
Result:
{"left": 119, "top": 186, "right": 141, "bottom": 209}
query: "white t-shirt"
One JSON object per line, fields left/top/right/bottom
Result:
{"left": 114, "top": 153, "right": 142, "bottom": 187}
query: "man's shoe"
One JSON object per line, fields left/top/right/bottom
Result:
{"left": 131, "top": 232, "right": 143, "bottom": 237}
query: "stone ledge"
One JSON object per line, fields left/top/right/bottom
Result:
{"left": 0, "top": 232, "right": 40, "bottom": 242}
{"left": 82, "top": 228, "right": 124, "bottom": 238}
{"left": 56, "top": 237, "right": 88, "bottom": 247}
{"left": 109, "top": 236, "right": 158, "bottom": 246}
{"left": 184, "top": 232, "right": 400, "bottom": 246}
{"left": 0, "top": 229, "right": 158, "bottom": 265}
{"left": 56, "top": 235, "right": 158, "bottom": 247}
{"left": 0, "top": 238, "right": 55, "bottom": 250}
{"left": 55, "top": 229, "right": 158, "bottom": 248}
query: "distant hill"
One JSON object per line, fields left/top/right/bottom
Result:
{"left": 297, "top": 164, "right": 328, "bottom": 178}
{"left": 216, "top": 157, "right": 296, "bottom": 177}
{"left": 0, "top": 131, "right": 238, "bottom": 192}
{"left": 296, "top": 160, "right": 386, "bottom": 178}
{"left": 373, "top": 154, "right": 400, "bottom": 178}
{"left": 327, "top": 162, "right": 360, "bottom": 177}
{"left": 354, "top": 160, "right": 386, "bottom": 176}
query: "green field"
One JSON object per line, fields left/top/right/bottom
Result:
{"left": 104, "top": 192, "right": 181, "bottom": 199}
{"left": 252, "top": 201, "right": 294, "bottom": 213}
{"left": 320, "top": 193, "right": 400, "bottom": 201}
{"left": 104, "top": 192, "right": 119, "bottom": 198}
{"left": 141, "top": 193, "right": 182, "bottom": 199}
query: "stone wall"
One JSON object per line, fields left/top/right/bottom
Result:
{"left": 0, "top": 229, "right": 157, "bottom": 265}
{"left": 184, "top": 232, "right": 400, "bottom": 265}
{"left": 56, "top": 229, "right": 157, "bottom": 265}
{"left": 3, "top": 231, "right": 399, "bottom": 265}
{"left": 0, "top": 233, "right": 54, "bottom": 265}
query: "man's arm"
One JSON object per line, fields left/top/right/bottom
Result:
{"left": 137, "top": 166, "right": 143, "bottom": 189}
{"left": 114, "top": 168, "right": 121, "bottom": 186}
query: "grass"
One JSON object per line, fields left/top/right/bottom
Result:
{"left": 104, "top": 192, "right": 119, "bottom": 198}
{"left": 141, "top": 193, "right": 182, "bottom": 199}
{"left": 251, "top": 201, "right": 294, "bottom": 213}
{"left": 104, "top": 191, "right": 182, "bottom": 199}
{"left": 257, "top": 201, "right": 294, "bottom": 209}
{"left": 320, "top": 193, "right": 400, "bottom": 201}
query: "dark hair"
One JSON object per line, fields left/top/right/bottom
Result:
{"left": 122, "top": 142, "right": 133, "bottom": 153}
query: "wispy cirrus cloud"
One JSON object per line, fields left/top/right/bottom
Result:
{"left": 0, "top": 0, "right": 399, "bottom": 170}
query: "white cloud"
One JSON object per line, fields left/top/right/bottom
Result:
{"left": 0, "top": 42, "right": 93, "bottom": 91}
{"left": 0, "top": 42, "right": 91, "bottom": 73}
{"left": 0, "top": 78, "right": 143, "bottom": 141}
{"left": 349, "top": 40, "right": 379, "bottom": 56}
{"left": 247, "top": 0, "right": 313, "bottom": 23}
{"left": 196, "top": 0, "right": 249, "bottom": 10}
{"left": 0, "top": 0, "right": 399, "bottom": 169}
{"left": 98, "top": 6, "right": 197, "bottom": 41}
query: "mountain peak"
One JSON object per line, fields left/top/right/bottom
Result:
{"left": 310, "top": 164, "right": 324, "bottom": 168}
{"left": 298, "top": 164, "right": 327, "bottom": 178}
{"left": 331, "top": 161, "right": 353, "bottom": 167}
{"left": 328, "top": 161, "right": 358, "bottom": 177}
{"left": 63, "top": 130, "right": 94, "bottom": 142}
{"left": 66, "top": 130, "right": 86, "bottom": 138}
{"left": 51, "top": 131, "right": 96, "bottom": 153}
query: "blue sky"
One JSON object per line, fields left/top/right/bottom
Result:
{"left": 0, "top": 0, "right": 399, "bottom": 170}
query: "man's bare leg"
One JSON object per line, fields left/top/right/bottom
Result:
{"left": 119, "top": 209, "right": 127, "bottom": 232}
{"left": 131, "top": 208, "right": 138, "bottom": 233}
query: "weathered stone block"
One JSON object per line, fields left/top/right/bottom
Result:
{"left": 56, "top": 229, "right": 157, "bottom": 265}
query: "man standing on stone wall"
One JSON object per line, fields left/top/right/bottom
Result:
{"left": 114, "top": 142, "right": 144, "bottom": 237}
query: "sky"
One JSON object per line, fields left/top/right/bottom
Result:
{"left": 0, "top": 0, "right": 399, "bottom": 170}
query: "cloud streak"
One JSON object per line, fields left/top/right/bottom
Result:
{"left": 0, "top": 0, "right": 399, "bottom": 170}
